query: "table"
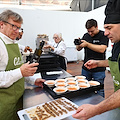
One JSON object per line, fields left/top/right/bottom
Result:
{"left": 23, "top": 70, "right": 120, "bottom": 120}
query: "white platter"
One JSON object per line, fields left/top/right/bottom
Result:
{"left": 17, "top": 97, "right": 78, "bottom": 120}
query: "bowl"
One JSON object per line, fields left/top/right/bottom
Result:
{"left": 67, "top": 85, "right": 79, "bottom": 91}
{"left": 88, "top": 81, "right": 100, "bottom": 86}
{"left": 55, "top": 79, "right": 66, "bottom": 83}
{"left": 65, "top": 77, "right": 76, "bottom": 81}
{"left": 77, "top": 79, "right": 88, "bottom": 84}
{"left": 78, "top": 83, "right": 90, "bottom": 89}
{"left": 44, "top": 80, "right": 56, "bottom": 87}
{"left": 55, "top": 82, "right": 67, "bottom": 87}
{"left": 53, "top": 87, "right": 67, "bottom": 95}
{"left": 75, "top": 76, "right": 86, "bottom": 80}
{"left": 67, "top": 81, "right": 77, "bottom": 86}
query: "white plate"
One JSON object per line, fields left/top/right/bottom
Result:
{"left": 53, "top": 87, "right": 67, "bottom": 95}
{"left": 17, "top": 97, "right": 78, "bottom": 120}
{"left": 89, "top": 81, "right": 100, "bottom": 86}
{"left": 55, "top": 83, "right": 67, "bottom": 87}
{"left": 67, "top": 81, "right": 77, "bottom": 86}
{"left": 44, "top": 80, "right": 56, "bottom": 87}
{"left": 65, "top": 77, "right": 76, "bottom": 81}
{"left": 78, "top": 83, "right": 90, "bottom": 89}
{"left": 77, "top": 79, "right": 88, "bottom": 84}
{"left": 75, "top": 76, "right": 86, "bottom": 80}
{"left": 67, "top": 85, "right": 79, "bottom": 91}
{"left": 55, "top": 79, "right": 66, "bottom": 83}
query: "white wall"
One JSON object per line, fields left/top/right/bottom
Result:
{"left": 0, "top": 4, "right": 107, "bottom": 60}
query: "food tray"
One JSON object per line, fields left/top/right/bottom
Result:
{"left": 43, "top": 82, "right": 104, "bottom": 99}
{"left": 18, "top": 97, "right": 78, "bottom": 120}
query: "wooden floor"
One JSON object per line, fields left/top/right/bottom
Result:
{"left": 67, "top": 61, "right": 114, "bottom": 98}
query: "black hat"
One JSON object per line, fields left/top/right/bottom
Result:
{"left": 104, "top": 0, "right": 120, "bottom": 24}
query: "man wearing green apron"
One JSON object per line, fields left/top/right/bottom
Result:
{"left": 0, "top": 10, "right": 45, "bottom": 120}
{"left": 72, "top": 0, "right": 120, "bottom": 120}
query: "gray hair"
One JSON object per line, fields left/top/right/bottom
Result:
{"left": 0, "top": 9, "right": 23, "bottom": 24}
{"left": 54, "top": 32, "right": 64, "bottom": 41}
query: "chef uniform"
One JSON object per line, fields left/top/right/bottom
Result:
{"left": 104, "top": 0, "right": 120, "bottom": 92}
{"left": 0, "top": 33, "right": 37, "bottom": 120}
{"left": 0, "top": 37, "right": 24, "bottom": 120}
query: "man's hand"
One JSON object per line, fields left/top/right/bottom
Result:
{"left": 76, "top": 40, "right": 87, "bottom": 51}
{"left": 79, "top": 40, "right": 88, "bottom": 48}
{"left": 72, "top": 104, "right": 98, "bottom": 120}
{"left": 84, "top": 60, "right": 98, "bottom": 69}
{"left": 20, "top": 62, "right": 39, "bottom": 77}
{"left": 34, "top": 78, "right": 45, "bottom": 88}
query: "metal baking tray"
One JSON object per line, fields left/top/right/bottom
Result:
{"left": 43, "top": 82, "right": 104, "bottom": 99}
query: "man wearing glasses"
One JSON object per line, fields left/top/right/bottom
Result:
{"left": 0, "top": 10, "right": 45, "bottom": 120}
{"left": 75, "top": 19, "right": 109, "bottom": 97}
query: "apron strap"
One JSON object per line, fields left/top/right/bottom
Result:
{"left": 0, "top": 37, "right": 5, "bottom": 44}
{"left": 117, "top": 53, "right": 120, "bottom": 62}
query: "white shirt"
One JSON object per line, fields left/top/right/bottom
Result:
{"left": 47, "top": 41, "right": 66, "bottom": 57}
{"left": 18, "top": 44, "right": 26, "bottom": 54}
{"left": 0, "top": 32, "right": 37, "bottom": 88}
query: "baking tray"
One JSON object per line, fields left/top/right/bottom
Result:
{"left": 43, "top": 83, "right": 104, "bottom": 99}
{"left": 18, "top": 97, "right": 78, "bottom": 120}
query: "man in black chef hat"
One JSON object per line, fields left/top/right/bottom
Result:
{"left": 72, "top": 0, "right": 120, "bottom": 119}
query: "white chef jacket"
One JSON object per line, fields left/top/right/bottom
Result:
{"left": 47, "top": 40, "right": 66, "bottom": 57}
{"left": 0, "top": 32, "right": 38, "bottom": 88}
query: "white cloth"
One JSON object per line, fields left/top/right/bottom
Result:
{"left": 0, "top": 32, "right": 38, "bottom": 88}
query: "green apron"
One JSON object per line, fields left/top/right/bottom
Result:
{"left": 108, "top": 54, "right": 120, "bottom": 91}
{"left": 0, "top": 38, "right": 24, "bottom": 120}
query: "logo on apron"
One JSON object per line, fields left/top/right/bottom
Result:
{"left": 14, "top": 57, "right": 23, "bottom": 66}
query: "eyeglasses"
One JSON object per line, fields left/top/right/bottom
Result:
{"left": 53, "top": 37, "right": 58, "bottom": 39}
{"left": 3, "top": 21, "right": 23, "bottom": 32}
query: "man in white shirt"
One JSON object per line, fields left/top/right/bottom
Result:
{"left": 0, "top": 9, "right": 45, "bottom": 120}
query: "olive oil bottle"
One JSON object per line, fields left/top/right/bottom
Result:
{"left": 30, "top": 40, "right": 45, "bottom": 63}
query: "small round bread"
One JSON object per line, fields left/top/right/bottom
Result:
{"left": 44, "top": 80, "right": 56, "bottom": 87}
{"left": 89, "top": 81, "right": 100, "bottom": 86}
{"left": 67, "top": 85, "right": 79, "bottom": 91}
{"left": 53, "top": 87, "right": 67, "bottom": 95}
{"left": 75, "top": 76, "right": 86, "bottom": 80}
{"left": 78, "top": 83, "right": 90, "bottom": 89}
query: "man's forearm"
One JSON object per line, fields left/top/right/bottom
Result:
{"left": 87, "top": 42, "right": 107, "bottom": 53}
{"left": 97, "top": 59, "right": 109, "bottom": 67}
{"left": 96, "top": 89, "right": 120, "bottom": 115}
